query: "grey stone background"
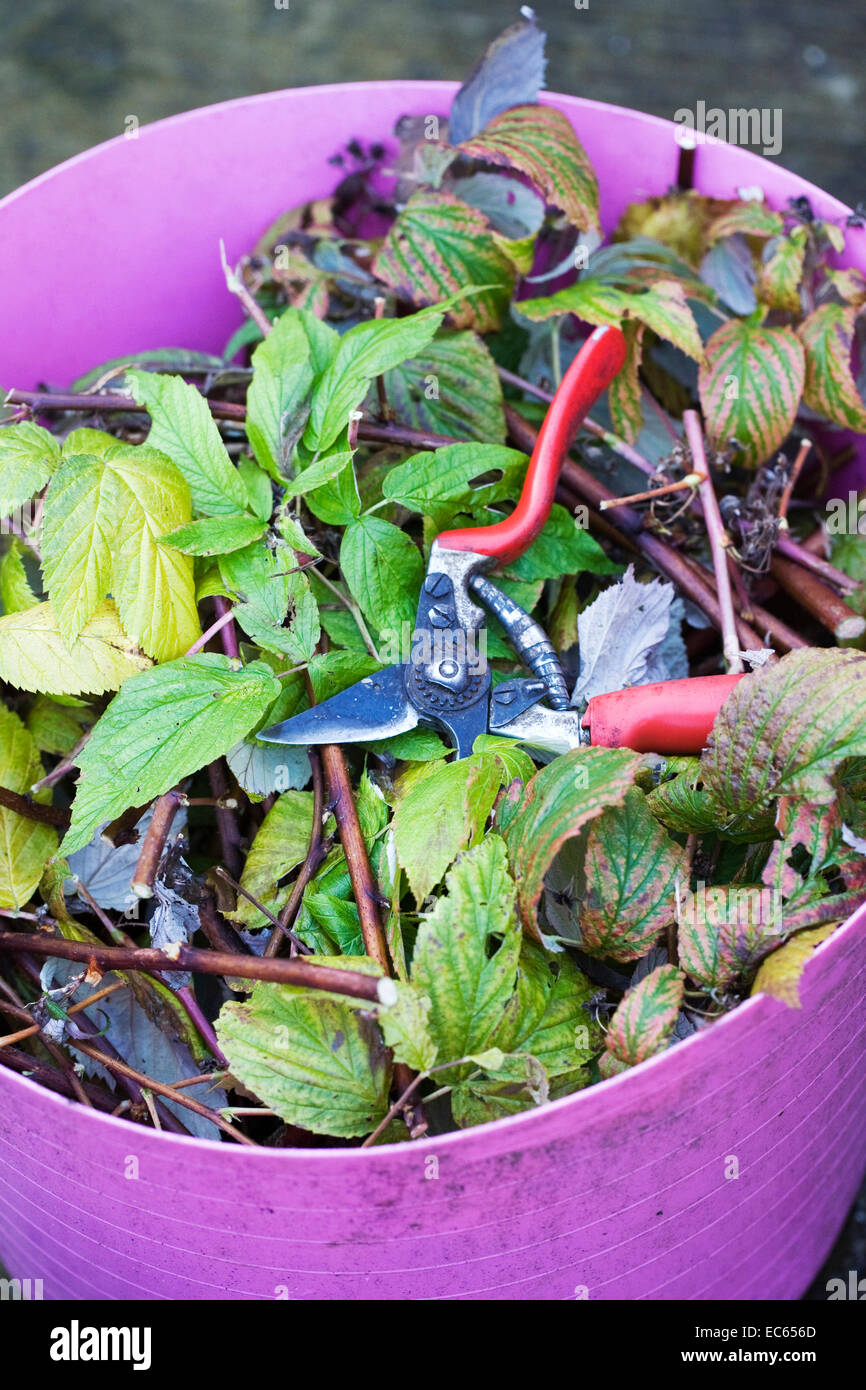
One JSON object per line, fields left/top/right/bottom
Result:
{"left": 0, "top": 0, "right": 863, "bottom": 1300}
{"left": 0, "top": 0, "right": 863, "bottom": 206}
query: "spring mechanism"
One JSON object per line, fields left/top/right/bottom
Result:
{"left": 469, "top": 573, "right": 571, "bottom": 711}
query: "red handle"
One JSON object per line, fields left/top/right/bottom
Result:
{"left": 583, "top": 675, "right": 745, "bottom": 754}
{"left": 436, "top": 324, "right": 628, "bottom": 565}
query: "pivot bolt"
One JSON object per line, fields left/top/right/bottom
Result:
{"left": 424, "top": 573, "right": 450, "bottom": 597}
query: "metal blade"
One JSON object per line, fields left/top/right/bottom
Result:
{"left": 258, "top": 665, "right": 418, "bottom": 747}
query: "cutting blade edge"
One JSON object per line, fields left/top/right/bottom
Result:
{"left": 257, "top": 664, "right": 419, "bottom": 746}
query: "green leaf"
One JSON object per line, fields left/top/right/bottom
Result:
{"left": 245, "top": 308, "right": 337, "bottom": 478}
{"left": 504, "top": 503, "right": 619, "bottom": 581}
{"left": 382, "top": 443, "right": 527, "bottom": 529}
{"left": 127, "top": 370, "right": 250, "bottom": 516}
{"left": 216, "top": 980, "right": 391, "bottom": 1138}
{"left": 305, "top": 306, "right": 448, "bottom": 452}
{"left": 231, "top": 790, "right": 315, "bottom": 926}
{"left": 0, "top": 423, "right": 60, "bottom": 516}
{"left": 26, "top": 694, "right": 91, "bottom": 757}
{"left": 504, "top": 746, "right": 639, "bottom": 937}
{"left": 158, "top": 514, "right": 267, "bottom": 556}
{"left": 580, "top": 787, "right": 689, "bottom": 962}
{"left": 647, "top": 757, "right": 775, "bottom": 842}
{"left": 41, "top": 453, "right": 115, "bottom": 638}
{"left": 700, "top": 649, "right": 866, "bottom": 814}
{"left": 238, "top": 456, "right": 274, "bottom": 522}
{"left": 0, "top": 704, "right": 57, "bottom": 910}
{"left": 392, "top": 750, "right": 506, "bottom": 903}
{"left": 289, "top": 449, "right": 356, "bottom": 497}
{"left": 381, "top": 330, "right": 506, "bottom": 443}
{"left": 220, "top": 541, "right": 320, "bottom": 661}
{"left": 0, "top": 600, "right": 150, "bottom": 697}
{"left": 601, "top": 964, "right": 684, "bottom": 1073}
{"left": 493, "top": 945, "right": 602, "bottom": 1077}
{"left": 307, "top": 650, "right": 382, "bottom": 703}
{"left": 63, "top": 654, "right": 280, "bottom": 853}
{"left": 378, "top": 982, "right": 438, "bottom": 1073}
{"left": 339, "top": 515, "right": 424, "bottom": 634}
{"left": 451, "top": 1052, "right": 551, "bottom": 1129}
{"left": 411, "top": 836, "right": 521, "bottom": 1082}
{"left": 374, "top": 191, "right": 514, "bottom": 334}
{"left": 0, "top": 539, "right": 39, "bottom": 614}
{"left": 521, "top": 279, "right": 703, "bottom": 361}
{"left": 698, "top": 319, "right": 805, "bottom": 469}
{"left": 798, "top": 303, "right": 866, "bottom": 432}
{"left": 457, "top": 103, "right": 599, "bottom": 231}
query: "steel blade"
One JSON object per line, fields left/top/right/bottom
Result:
{"left": 258, "top": 665, "right": 418, "bottom": 747}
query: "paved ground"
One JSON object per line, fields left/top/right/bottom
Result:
{"left": 0, "top": 0, "right": 863, "bottom": 206}
{"left": 0, "top": 0, "right": 863, "bottom": 1298}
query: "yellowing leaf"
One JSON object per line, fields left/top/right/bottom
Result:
{"left": 0, "top": 423, "right": 60, "bottom": 517}
{"left": 216, "top": 979, "right": 392, "bottom": 1137}
{"left": 750, "top": 923, "right": 839, "bottom": 1008}
{"left": 0, "top": 704, "right": 57, "bottom": 909}
{"left": 608, "top": 320, "right": 644, "bottom": 442}
{"left": 457, "top": 103, "right": 599, "bottom": 231}
{"left": 705, "top": 202, "right": 785, "bottom": 244}
{"left": 0, "top": 539, "right": 39, "bottom": 614}
{"left": 42, "top": 445, "right": 199, "bottom": 659}
{"left": 411, "top": 837, "right": 521, "bottom": 1083}
{"left": 698, "top": 319, "right": 805, "bottom": 468}
{"left": 798, "top": 303, "right": 866, "bottom": 433}
{"left": 0, "top": 600, "right": 150, "bottom": 697}
{"left": 757, "top": 228, "right": 807, "bottom": 313}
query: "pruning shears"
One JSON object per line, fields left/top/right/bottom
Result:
{"left": 261, "top": 325, "right": 742, "bottom": 760}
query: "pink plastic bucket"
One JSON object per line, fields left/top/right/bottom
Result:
{"left": 1, "top": 83, "right": 864, "bottom": 1301}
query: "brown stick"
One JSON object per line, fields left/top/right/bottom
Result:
{"left": 770, "top": 555, "right": 866, "bottom": 641}
{"left": 504, "top": 404, "right": 766, "bottom": 650}
{"left": 676, "top": 551, "right": 805, "bottom": 652}
{"left": 132, "top": 790, "right": 186, "bottom": 898}
{"left": 320, "top": 745, "right": 390, "bottom": 973}
{"left": 0, "top": 931, "right": 391, "bottom": 1002}
{"left": 71, "top": 1039, "right": 257, "bottom": 1145}
{"left": 265, "top": 748, "right": 329, "bottom": 957}
{"left": 684, "top": 411, "right": 743, "bottom": 673}
{"left": 0, "top": 1045, "right": 120, "bottom": 1112}
{"left": 5, "top": 387, "right": 246, "bottom": 422}
{"left": 774, "top": 532, "right": 859, "bottom": 593}
{"left": 0, "top": 786, "right": 70, "bottom": 828}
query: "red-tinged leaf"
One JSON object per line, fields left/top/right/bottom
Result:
{"left": 798, "top": 303, "right": 866, "bottom": 432}
{"left": 503, "top": 746, "right": 639, "bottom": 939}
{"left": 457, "top": 104, "right": 599, "bottom": 232}
{"left": 750, "top": 923, "right": 839, "bottom": 1008}
{"left": 698, "top": 319, "right": 805, "bottom": 468}
{"left": 580, "top": 788, "right": 689, "bottom": 962}
{"left": 373, "top": 190, "right": 514, "bottom": 333}
{"left": 822, "top": 266, "right": 866, "bottom": 307}
{"left": 701, "top": 648, "right": 866, "bottom": 814}
{"left": 757, "top": 228, "right": 807, "bottom": 313}
{"left": 608, "top": 321, "right": 644, "bottom": 442}
{"left": 763, "top": 797, "right": 841, "bottom": 903}
{"left": 603, "top": 964, "right": 684, "bottom": 1069}
{"left": 705, "top": 202, "right": 785, "bottom": 245}
{"left": 678, "top": 881, "right": 784, "bottom": 989}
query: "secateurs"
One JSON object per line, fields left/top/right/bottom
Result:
{"left": 261, "top": 325, "right": 743, "bottom": 760}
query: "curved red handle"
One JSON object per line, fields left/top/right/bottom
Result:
{"left": 436, "top": 324, "right": 627, "bottom": 565}
{"left": 583, "top": 674, "right": 745, "bottom": 754}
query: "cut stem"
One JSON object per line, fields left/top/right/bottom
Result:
{"left": 683, "top": 411, "right": 743, "bottom": 674}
